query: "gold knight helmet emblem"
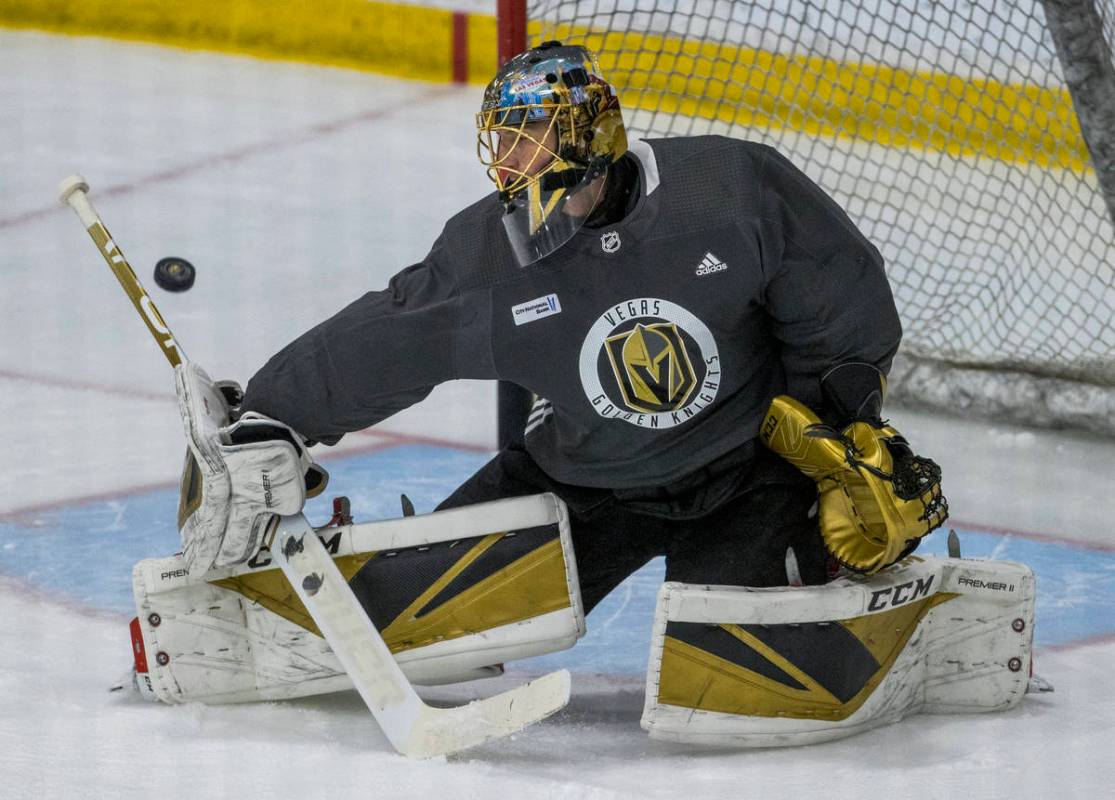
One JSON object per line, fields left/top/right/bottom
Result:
{"left": 605, "top": 323, "right": 697, "bottom": 413}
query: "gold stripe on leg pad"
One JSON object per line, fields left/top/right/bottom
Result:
{"left": 658, "top": 594, "right": 956, "bottom": 720}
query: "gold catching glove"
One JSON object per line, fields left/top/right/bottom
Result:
{"left": 759, "top": 395, "right": 948, "bottom": 574}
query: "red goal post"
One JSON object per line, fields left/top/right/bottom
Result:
{"left": 498, "top": 0, "right": 529, "bottom": 65}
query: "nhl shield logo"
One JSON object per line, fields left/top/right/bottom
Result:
{"left": 600, "top": 230, "right": 621, "bottom": 253}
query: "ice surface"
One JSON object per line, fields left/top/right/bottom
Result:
{"left": 1, "top": 29, "right": 1114, "bottom": 799}
{"left": 2, "top": 572, "right": 1112, "bottom": 800}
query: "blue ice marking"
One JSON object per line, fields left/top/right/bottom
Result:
{"left": 1, "top": 445, "right": 1112, "bottom": 677}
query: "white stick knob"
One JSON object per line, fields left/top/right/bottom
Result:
{"left": 57, "top": 174, "right": 90, "bottom": 206}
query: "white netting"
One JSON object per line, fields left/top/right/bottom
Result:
{"left": 528, "top": 0, "right": 1115, "bottom": 431}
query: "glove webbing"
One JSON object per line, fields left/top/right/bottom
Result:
{"left": 805, "top": 423, "right": 949, "bottom": 532}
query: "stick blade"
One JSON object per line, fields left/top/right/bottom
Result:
{"left": 402, "top": 669, "right": 571, "bottom": 759}
{"left": 272, "top": 514, "right": 571, "bottom": 759}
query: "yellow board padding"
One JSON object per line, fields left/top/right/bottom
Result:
{"left": 556, "top": 25, "right": 1090, "bottom": 172}
{"left": 211, "top": 535, "right": 572, "bottom": 653}
{"left": 0, "top": 2, "right": 1087, "bottom": 167}
{"left": 0, "top": 0, "right": 498, "bottom": 84}
{"left": 657, "top": 593, "right": 957, "bottom": 720}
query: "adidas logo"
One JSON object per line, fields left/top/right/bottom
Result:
{"left": 695, "top": 252, "right": 727, "bottom": 276}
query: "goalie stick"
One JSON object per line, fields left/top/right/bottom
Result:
{"left": 57, "top": 174, "right": 572, "bottom": 757}
{"left": 58, "top": 175, "right": 185, "bottom": 367}
{"left": 272, "top": 514, "right": 571, "bottom": 758}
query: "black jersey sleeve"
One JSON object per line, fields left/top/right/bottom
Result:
{"left": 753, "top": 144, "right": 902, "bottom": 408}
{"left": 241, "top": 233, "right": 492, "bottom": 445}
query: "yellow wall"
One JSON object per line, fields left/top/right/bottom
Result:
{"left": 0, "top": 0, "right": 498, "bottom": 84}
{"left": 581, "top": 28, "right": 1087, "bottom": 171}
{"left": 0, "top": 1, "right": 1087, "bottom": 169}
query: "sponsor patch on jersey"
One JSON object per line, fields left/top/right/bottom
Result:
{"left": 512, "top": 293, "right": 562, "bottom": 326}
{"left": 579, "top": 298, "right": 721, "bottom": 429}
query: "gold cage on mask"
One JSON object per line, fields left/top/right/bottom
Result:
{"left": 476, "top": 80, "right": 623, "bottom": 198}
{"left": 476, "top": 103, "right": 584, "bottom": 201}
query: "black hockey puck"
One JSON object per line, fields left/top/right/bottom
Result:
{"left": 153, "top": 257, "right": 196, "bottom": 292}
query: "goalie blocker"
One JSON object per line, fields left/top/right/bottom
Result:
{"left": 642, "top": 554, "right": 1035, "bottom": 746}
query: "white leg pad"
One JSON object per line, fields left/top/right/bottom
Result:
{"left": 641, "top": 555, "right": 1035, "bottom": 747}
{"left": 131, "top": 493, "right": 585, "bottom": 704}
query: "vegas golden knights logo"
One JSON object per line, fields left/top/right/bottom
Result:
{"left": 579, "top": 298, "right": 721, "bottom": 430}
{"left": 605, "top": 322, "right": 697, "bottom": 413}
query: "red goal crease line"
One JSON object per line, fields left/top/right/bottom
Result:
{"left": 0, "top": 88, "right": 454, "bottom": 232}
{"left": 0, "top": 364, "right": 1108, "bottom": 551}
{"left": 0, "top": 433, "right": 479, "bottom": 525}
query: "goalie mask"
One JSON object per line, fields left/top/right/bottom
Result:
{"left": 477, "top": 41, "right": 627, "bottom": 266}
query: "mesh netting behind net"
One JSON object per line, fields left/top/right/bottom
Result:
{"left": 529, "top": 0, "right": 1115, "bottom": 433}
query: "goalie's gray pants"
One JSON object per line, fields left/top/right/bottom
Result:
{"left": 358, "top": 444, "right": 829, "bottom": 615}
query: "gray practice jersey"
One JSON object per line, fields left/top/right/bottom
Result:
{"left": 241, "top": 136, "right": 902, "bottom": 489}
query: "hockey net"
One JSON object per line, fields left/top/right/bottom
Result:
{"left": 512, "top": 0, "right": 1115, "bottom": 434}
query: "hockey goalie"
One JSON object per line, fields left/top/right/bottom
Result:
{"left": 124, "top": 42, "right": 1038, "bottom": 756}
